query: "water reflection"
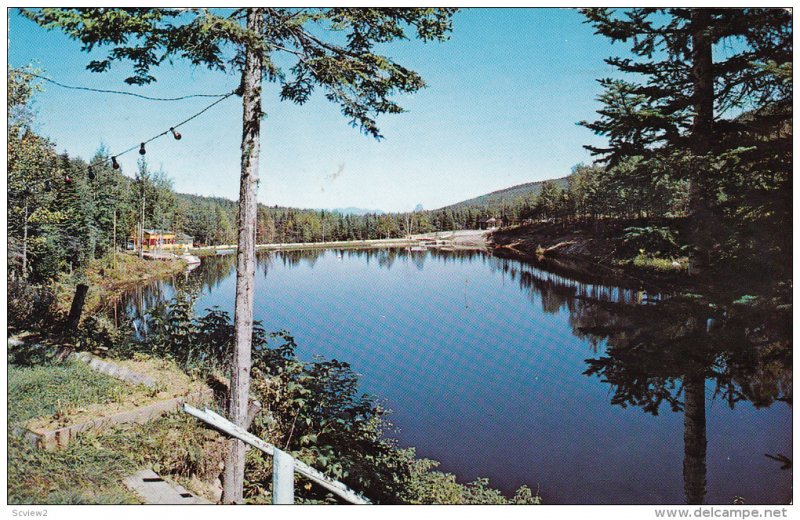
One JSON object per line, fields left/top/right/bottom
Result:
{"left": 477, "top": 251, "right": 790, "bottom": 503}
{"left": 574, "top": 297, "right": 791, "bottom": 504}
{"left": 111, "top": 248, "right": 791, "bottom": 504}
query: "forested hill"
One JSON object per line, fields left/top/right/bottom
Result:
{"left": 440, "top": 176, "right": 570, "bottom": 212}
{"left": 177, "top": 174, "right": 574, "bottom": 246}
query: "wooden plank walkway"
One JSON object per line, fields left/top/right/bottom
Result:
{"left": 124, "top": 469, "right": 211, "bottom": 504}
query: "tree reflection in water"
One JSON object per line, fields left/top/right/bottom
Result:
{"left": 575, "top": 296, "right": 791, "bottom": 504}
{"left": 489, "top": 252, "right": 790, "bottom": 504}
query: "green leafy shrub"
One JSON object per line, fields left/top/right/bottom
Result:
{"left": 618, "top": 226, "right": 683, "bottom": 258}
{"left": 7, "top": 276, "right": 56, "bottom": 330}
{"left": 79, "top": 314, "right": 126, "bottom": 352}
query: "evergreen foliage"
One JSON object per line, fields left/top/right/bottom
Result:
{"left": 580, "top": 8, "right": 791, "bottom": 276}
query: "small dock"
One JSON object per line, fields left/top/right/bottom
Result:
{"left": 141, "top": 252, "right": 178, "bottom": 261}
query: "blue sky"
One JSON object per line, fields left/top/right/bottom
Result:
{"left": 9, "top": 8, "right": 626, "bottom": 212}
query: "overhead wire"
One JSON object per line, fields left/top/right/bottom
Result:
{"left": 28, "top": 72, "right": 234, "bottom": 101}
{"left": 34, "top": 73, "right": 240, "bottom": 179}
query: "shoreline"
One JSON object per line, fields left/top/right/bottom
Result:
{"left": 489, "top": 221, "right": 693, "bottom": 294}
{"left": 53, "top": 254, "right": 190, "bottom": 320}
{"left": 190, "top": 230, "right": 492, "bottom": 257}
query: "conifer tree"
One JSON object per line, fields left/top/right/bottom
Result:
{"left": 581, "top": 8, "right": 791, "bottom": 274}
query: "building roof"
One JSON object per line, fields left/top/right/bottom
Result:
{"left": 143, "top": 229, "right": 175, "bottom": 236}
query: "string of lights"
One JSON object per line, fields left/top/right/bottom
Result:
{"left": 58, "top": 89, "right": 238, "bottom": 184}
{"left": 29, "top": 72, "right": 234, "bottom": 101}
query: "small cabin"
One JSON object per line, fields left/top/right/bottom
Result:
{"left": 134, "top": 229, "right": 176, "bottom": 252}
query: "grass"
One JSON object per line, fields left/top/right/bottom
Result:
{"left": 13, "top": 355, "right": 208, "bottom": 433}
{"left": 8, "top": 431, "right": 140, "bottom": 504}
{"left": 8, "top": 358, "right": 225, "bottom": 505}
{"left": 8, "top": 412, "right": 226, "bottom": 505}
{"left": 8, "top": 361, "right": 138, "bottom": 504}
{"left": 53, "top": 253, "right": 186, "bottom": 318}
{"left": 628, "top": 254, "right": 689, "bottom": 273}
{"left": 9, "top": 361, "right": 128, "bottom": 425}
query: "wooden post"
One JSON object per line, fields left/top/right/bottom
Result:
{"left": 22, "top": 199, "right": 28, "bottom": 278}
{"left": 222, "top": 7, "right": 264, "bottom": 505}
{"left": 272, "top": 448, "right": 295, "bottom": 504}
{"left": 112, "top": 209, "right": 117, "bottom": 270}
{"left": 65, "top": 283, "right": 89, "bottom": 331}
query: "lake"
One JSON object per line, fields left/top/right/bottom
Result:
{"left": 118, "top": 248, "right": 792, "bottom": 504}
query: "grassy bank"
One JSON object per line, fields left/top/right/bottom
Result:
{"left": 8, "top": 353, "right": 227, "bottom": 504}
{"left": 52, "top": 253, "right": 187, "bottom": 319}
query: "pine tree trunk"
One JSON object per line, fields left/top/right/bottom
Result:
{"left": 222, "top": 7, "right": 264, "bottom": 505}
{"left": 140, "top": 193, "right": 146, "bottom": 259}
{"left": 683, "top": 369, "right": 707, "bottom": 504}
{"left": 112, "top": 210, "right": 117, "bottom": 270}
{"left": 688, "top": 8, "right": 714, "bottom": 275}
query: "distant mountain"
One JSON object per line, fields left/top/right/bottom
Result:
{"left": 439, "top": 176, "right": 570, "bottom": 211}
{"left": 330, "top": 207, "right": 386, "bottom": 216}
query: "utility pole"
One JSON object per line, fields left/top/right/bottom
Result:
{"left": 222, "top": 7, "right": 264, "bottom": 505}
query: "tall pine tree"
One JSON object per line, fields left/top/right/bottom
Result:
{"left": 581, "top": 8, "right": 791, "bottom": 275}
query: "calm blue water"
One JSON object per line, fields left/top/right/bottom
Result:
{"left": 121, "top": 248, "right": 792, "bottom": 504}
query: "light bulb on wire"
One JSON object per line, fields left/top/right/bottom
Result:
{"left": 88, "top": 166, "right": 95, "bottom": 180}
{"left": 139, "top": 143, "right": 146, "bottom": 155}
{"left": 112, "top": 156, "right": 120, "bottom": 170}
{"left": 170, "top": 127, "right": 182, "bottom": 140}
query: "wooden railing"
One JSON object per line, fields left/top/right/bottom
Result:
{"left": 183, "top": 404, "right": 370, "bottom": 505}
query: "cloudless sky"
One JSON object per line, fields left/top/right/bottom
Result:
{"left": 9, "top": 8, "right": 629, "bottom": 212}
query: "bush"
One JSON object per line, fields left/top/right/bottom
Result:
{"left": 7, "top": 276, "right": 56, "bottom": 330}
{"left": 79, "top": 314, "right": 127, "bottom": 352}
{"left": 618, "top": 226, "right": 683, "bottom": 258}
